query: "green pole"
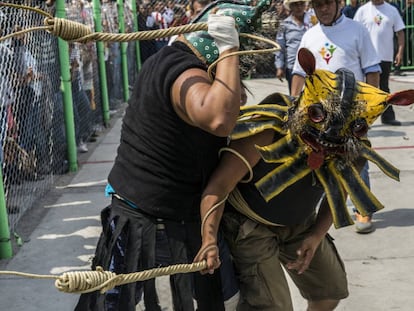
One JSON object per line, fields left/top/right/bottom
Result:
{"left": 0, "top": 169, "right": 12, "bottom": 259}
{"left": 130, "top": 0, "right": 142, "bottom": 71}
{"left": 117, "top": 0, "right": 130, "bottom": 102}
{"left": 56, "top": 0, "right": 78, "bottom": 172}
{"left": 92, "top": 0, "right": 110, "bottom": 126}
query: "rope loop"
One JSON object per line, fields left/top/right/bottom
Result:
{"left": 45, "top": 17, "right": 93, "bottom": 43}
{"left": 55, "top": 267, "right": 116, "bottom": 294}
{"left": 0, "top": 2, "right": 281, "bottom": 57}
{"left": 1, "top": 261, "right": 207, "bottom": 295}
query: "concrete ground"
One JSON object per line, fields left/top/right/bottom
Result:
{"left": 0, "top": 73, "right": 414, "bottom": 311}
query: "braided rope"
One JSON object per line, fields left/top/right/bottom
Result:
{"left": 0, "top": 2, "right": 280, "bottom": 80}
{"left": 0, "top": 1, "right": 208, "bottom": 43}
{"left": 0, "top": 3, "right": 280, "bottom": 54}
{"left": 0, "top": 14, "right": 208, "bottom": 43}
{"left": 45, "top": 17, "right": 209, "bottom": 43}
{"left": 0, "top": 261, "right": 207, "bottom": 294}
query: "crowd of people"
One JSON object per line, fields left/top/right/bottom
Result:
{"left": 136, "top": 0, "right": 210, "bottom": 63}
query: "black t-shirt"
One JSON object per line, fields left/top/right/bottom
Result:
{"left": 233, "top": 134, "right": 324, "bottom": 226}
{"left": 108, "top": 42, "right": 227, "bottom": 221}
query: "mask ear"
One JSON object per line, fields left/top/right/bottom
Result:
{"left": 387, "top": 90, "right": 414, "bottom": 106}
{"left": 298, "top": 48, "right": 316, "bottom": 76}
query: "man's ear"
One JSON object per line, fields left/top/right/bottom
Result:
{"left": 298, "top": 48, "right": 316, "bottom": 76}
{"left": 387, "top": 90, "right": 414, "bottom": 106}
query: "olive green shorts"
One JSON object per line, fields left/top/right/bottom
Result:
{"left": 221, "top": 211, "right": 349, "bottom": 311}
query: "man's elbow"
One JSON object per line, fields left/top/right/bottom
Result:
{"left": 207, "top": 117, "right": 237, "bottom": 137}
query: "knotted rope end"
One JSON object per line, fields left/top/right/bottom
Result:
{"left": 55, "top": 266, "right": 117, "bottom": 294}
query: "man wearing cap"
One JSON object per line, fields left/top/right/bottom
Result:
{"left": 291, "top": 0, "right": 381, "bottom": 92}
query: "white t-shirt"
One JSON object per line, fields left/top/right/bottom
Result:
{"left": 354, "top": 1, "right": 405, "bottom": 62}
{"left": 293, "top": 15, "right": 380, "bottom": 82}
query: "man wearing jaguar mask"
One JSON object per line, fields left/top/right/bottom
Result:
{"left": 197, "top": 47, "right": 414, "bottom": 310}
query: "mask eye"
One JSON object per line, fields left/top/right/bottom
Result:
{"left": 307, "top": 104, "right": 326, "bottom": 123}
{"left": 352, "top": 119, "right": 368, "bottom": 138}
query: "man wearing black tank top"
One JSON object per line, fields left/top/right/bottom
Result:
{"left": 74, "top": 14, "right": 241, "bottom": 311}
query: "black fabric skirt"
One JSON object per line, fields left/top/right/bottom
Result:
{"left": 74, "top": 197, "right": 225, "bottom": 311}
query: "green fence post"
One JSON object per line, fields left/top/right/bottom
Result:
{"left": 92, "top": 0, "right": 110, "bottom": 126}
{"left": 56, "top": 0, "right": 78, "bottom": 172}
{"left": 0, "top": 168, "right": 12, "bottom": 259}
{"left": 130, "top": 0, "right": 142, "bottom": 72}
{"left": 117, "top": 0, "right": 130, "bottom": 102}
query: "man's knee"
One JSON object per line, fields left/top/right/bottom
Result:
{"left": 307, "top": 299, "right": 340, "bottom": 311}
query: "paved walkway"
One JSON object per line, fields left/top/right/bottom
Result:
{"left": 0, "top": 75, "right": 414, "bottom": 311}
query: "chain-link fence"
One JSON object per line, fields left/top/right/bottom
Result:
{"left": 0, "top": 0, "right": 138, "bottom": 237}
{"left": 1, "top": 1, "right": 65, "bottom": 233}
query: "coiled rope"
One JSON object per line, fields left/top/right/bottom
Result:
{"left": 0, "top": 199, "right": 226, "bottom": 294}
{"left": 0, "top": 2, "right": 280, "bottom": 79}
{"left": 0, "top": 2, "right": 210, "bottom": 43}
{"left": 0, "top": 195, "right": 228, "bottom": 294}
{"left": 0, "top": 261, "right": 207, "bottom": 294}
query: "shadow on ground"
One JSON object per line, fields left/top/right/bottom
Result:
{"left": 373, "top": 208, "right": 414, "bottom": 229}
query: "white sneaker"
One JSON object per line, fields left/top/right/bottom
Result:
{"left": 77, "top": 142, "right": 88, "bottom": 153}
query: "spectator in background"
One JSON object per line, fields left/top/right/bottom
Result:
{"left": 291, "top": 0, "right": 380, "bottom": 94}
{"left": 101, "top": 0, "right": 123, "bottom": 106}
{"left": 138, "top": 3, "right": 157, "bottom": 63}
{"left": 10, "top": 28, "right": 41, "bottom": 178}
{"left": 152, "top": 0, "right": 174, "bottom": 51}
{"left": 69, "top": 42, "right": 92, "bottom": 153}
{"left": 387, "top": 0, "right": 405, "bottom": 76}
{"left": 342, "top": 0, "right": 360, "bottom": 18}
{"left": 275, "top": 0, "right": 312, "bottom": 92}
{"left": 0, "top": 40, "right": 14, "bottom": 167}
{"left": 79, "top": 1, "right": 96, "bottom": 113}
{"left": 354, "top": 0, "right": 405, "bottom": 126}
{"left": 275, "top": 0, "right": 290, "bottom": 21}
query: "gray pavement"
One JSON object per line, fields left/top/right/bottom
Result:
{"left": 1, "top": 73, "right": 414, "bottom": 311}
